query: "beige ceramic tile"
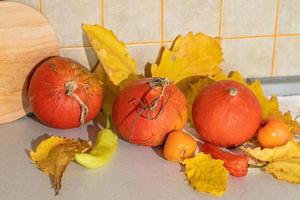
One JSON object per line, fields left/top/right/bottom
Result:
{"left": 127, "top": 44, "right": 161, "bottom": 74}
{"left": 164, "top": 0, "right": 219, "bottom": 41}
{"left": 221, "top": 38, "right": 274, "bottom": 77}
{"left": 222, "top": 0, "right": 276, "bottom": 37}
{"left": 278, "top": 0, "right": 300, "bottom": 34}
{"left": 43, "top": 0, "right": 101, "bottom": 47}
{"left": 10, "top": 0, "right": 38, "bottom": 9}
{"left": 60, "top": 47, "right": 98, "bottom": 71}
{"left": 275, "top": 37, "right": 300, "bottom": 76}
{"left": 104, "top": 0, "right": 160, "bottom": 43}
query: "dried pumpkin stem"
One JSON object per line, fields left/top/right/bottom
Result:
{"left": 228, "top": 87, "right": 238, "bottom": 97}
{"left": 65, "top": 80, "right": 89, "bottom": 125}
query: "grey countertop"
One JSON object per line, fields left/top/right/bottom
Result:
{"left": 0, "top": 95, "right": 300, "bottom": 200}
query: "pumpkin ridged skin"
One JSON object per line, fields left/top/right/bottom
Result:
{"left": 28, "top": 57, "right": 103, "bottom": 129}
{"left": 192, "top": 80, "right": 262, "bottom": 147}
{"left": 112, "top": 78, "right": 188, "bottom": 147}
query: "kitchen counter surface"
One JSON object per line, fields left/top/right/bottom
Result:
{"left": 0, "top": 96, "right": 300, "bottom": 200}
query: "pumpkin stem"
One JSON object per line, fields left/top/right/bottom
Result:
{"left": 228, "top": 87, "right": 238, "bottom": 97}
{"left": 65, "top": 80, "right": 89, "bottom": 126}
{"left": 148, "top": 77, "right": 170, "bottom": 112}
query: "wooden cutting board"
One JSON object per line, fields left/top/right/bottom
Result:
{"left": 0, "top": 1, "right": 59, "bottom": 123}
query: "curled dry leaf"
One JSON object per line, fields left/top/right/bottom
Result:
{"left": 183, "top": 152, "right": 228, "bottom": 197}
{"left": 240, "top": 140, "right": 300, "bottom": 163}
{"left": 241, "top": 141, "right": 300, "bottom": 184}
{"left": 30, "top": 136, "right": 91, "bottom": 195}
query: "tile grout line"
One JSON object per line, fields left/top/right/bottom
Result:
{"left": 60, "top": 31, "right": 300, "bottom": 49}
{"left": 160, "top": 0, "right": 164, "bottom": 47}
{"left": 218, "top": 0, "right": 223, "bottom": 40}
{"left": 222, "top": 34, "right": 275, "bottom": 40}
{"left": 278, "top": 33, "right": 300, "bottom": 37}
{"left": 101, "top": 0, "right": 105, "bottom": 27}
{"left": 271, "top": 0, "right": 280, "bottom": 76}
{"left": 59, "top": 32, "right": 300, "bottom": 49}
{"left": 38, "top": 0, "right": 42, "bottom": 13}
{"left": 222, "top": 33, "right": 300, "bottom": 40}
{"left": 127, "top": 41, "right": 172, "bottom": 46}
{"left": 60, "top": 41, "right": 174, "bottom": 49}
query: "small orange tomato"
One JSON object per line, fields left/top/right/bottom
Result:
{"left": 163, "top": 130, "right": 197, "bottom": 162}
{"left": 257, "top": 118, "right": 292, "bottom": 148}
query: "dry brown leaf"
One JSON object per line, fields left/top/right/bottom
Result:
{"left": 30, "top": 136, "right": 91, "bottom": 195}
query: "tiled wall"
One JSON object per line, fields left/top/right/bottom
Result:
{"left": 11, "top": 0, "right": 300, "bottom": 78}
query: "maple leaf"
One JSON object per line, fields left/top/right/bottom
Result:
{"left": 182, "top": 152, "right": 228, "bottom": 197}
{"left": 83, "top": 24, "right": 138, "bottom": 87}
{"left": 30, "top": 136, "right": 91, "bottom": 195}
{"left": 151, "top": 32, "right": 223, "bottom": 84}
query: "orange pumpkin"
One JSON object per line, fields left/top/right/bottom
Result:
{"left": 112, "top": 77, "right": 188, "bottom": 147}
{"left": 257, "top": 118, "right": 292, "bottom": 148}
{"left": 192, "top": 80, "right": 262, "bottom": 147}
{"left": 163, "top": 130, "right": 197, "bottom": 162}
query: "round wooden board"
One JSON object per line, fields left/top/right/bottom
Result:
{"left": 0, "top": 2, "right": 59, "bottom": 123}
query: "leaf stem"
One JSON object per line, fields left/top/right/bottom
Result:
{"left": 106, "top": 112, "right": 111, "bottom": 129}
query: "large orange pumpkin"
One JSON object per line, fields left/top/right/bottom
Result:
{"left": 192, "top": 80, "right": 262, "bottom": 147}
{"left": 29, "top": 57, "right": 103, "bottom": 129}
{"left": 112, "top": 77, "right": 188, "bottom": 146}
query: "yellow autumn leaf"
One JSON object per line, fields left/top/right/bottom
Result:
{"left": 183, "top": 152, "right": 228, "bottom": 197}
{"left": 94, "top": 63, "right": 119, "bottom": 109}
{"left": 30, "top": 136, "right": 91, "bottom": 194}
{"left": 151, "top": 32, "right": 223, "bottom": 84}
{"left": 240, "top": 140, "right": 300, "bottom": 162}
{"left": 177, "top": 77, "right": 215, "bottom": 122}
{"left": 282, "top": 111, "right": 300, "bottom": 133}
{"left": 265, "top": 158, "right": 300, "bottom": 184}
{"left": 83, "top": 24, "right": 138, "bottom": 86}
{"left": 241, "top": 140, "right": 300, "bottom": 184}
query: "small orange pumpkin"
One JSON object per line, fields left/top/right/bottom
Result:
{"left": 192, "top": 80, "right": 263, "bottom": 147}
{"left": 257, "top": 118, "right": 292, "bottom": 148}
